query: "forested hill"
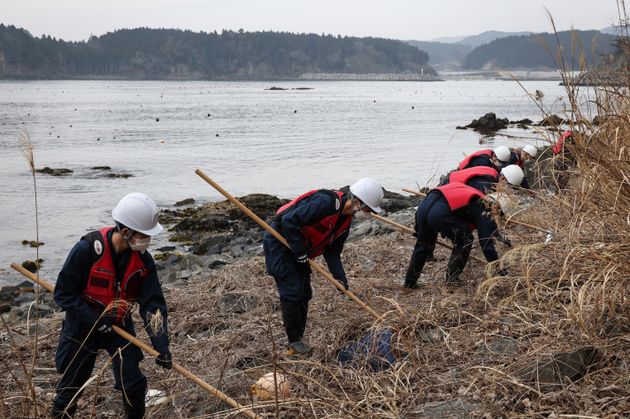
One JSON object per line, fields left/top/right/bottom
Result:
{"left": 463, "top": 30, "right": 618, "bottom": 70}
{"left": 0, "top": 25, "right": 434, "bottom": 80}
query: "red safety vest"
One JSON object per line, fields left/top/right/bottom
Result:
{"left": 436, "top": 183, "right": 485, "bottom": 212}
{"left": 553, "top": 130, "right": 573, "bottom": 155}
{"left": 276, "top": 190, "right": 352, "bottom": 258}
{"left": 81, "top": 227, "right": 148, "bottom": 324}
{"left": 449, "top": 166, "right": 499, "bottom": 185}
{"left": 458, "top": 149, "right": 493, "bottom": 170}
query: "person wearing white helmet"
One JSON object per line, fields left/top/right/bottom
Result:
{"left": 456, "top": 146, "right": 511, "bottom": 171}
{"left": 402, "top": 181, "right": 508, "bottom": 289}
{"left": 52, "top": 192, "right": 171, "bottom": 419}
{"left": 521, "top": 144, "right": 538, "bottom": 161}
{"left": 500, "top": 165, "right": 525, "bottom": 187}
{"left": 263, "top": 178, "right": 384, "bottom": 355}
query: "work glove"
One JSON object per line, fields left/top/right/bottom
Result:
{"left": 155, "top": 348, "right": 173, "bottom": 370}
{"left": 95, "top": 316, "right": 113, "bottom": 334}
{"left": 294, "top": 253, "right": 310, "bottom": 276}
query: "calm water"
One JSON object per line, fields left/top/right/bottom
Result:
{"left": 0, "top": 80, "right": 588, "bottom": 284}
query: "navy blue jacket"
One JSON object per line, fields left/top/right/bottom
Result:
{"left": 273, "top": 190, "right": 350, "bottom": 284}
{"left": 54, "top": 229, "right": 170, "bottom": 351}
{"left": 465, "top": 154, "right": 495, "bottom": 169}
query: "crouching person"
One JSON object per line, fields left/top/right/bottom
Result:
{"left": 403, "top": 182, "right": 509, "bottom": 289}
{"left": 52, "top": 193, "right": 172, "bottom": 419}
{"left": 263, "top": 178, "right": 384, "bottom": 355}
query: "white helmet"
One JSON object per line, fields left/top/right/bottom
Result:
{"left": 350, "top": 178, "right": 384, "bottom": 214}
{"left": 522, "top": 144, "right": 538, "bottom": 158}
{"left": 112, "top": 193, "right": 163, "bottom": 236}
{"left": 500, "top": 165, "right": 524, "bottom": 186}
{"left": 493, "top": 145, "right": 511, "bottom": 163}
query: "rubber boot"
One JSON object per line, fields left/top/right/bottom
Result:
{"left": 122, "top": 394, "right": 145, "bottom": 419}
{"left": 404, "top": 248, "right": 430, "bottom": 288}
{"left": 280, "top": 301, "right": 303, "bottom": 344}
{"left": 51, "top": 402, "right": 77, "bottom": 419}
{"left": 445, "top": 245, "right": 470, "bottom": 284}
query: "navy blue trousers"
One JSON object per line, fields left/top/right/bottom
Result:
{"left": 53, "top": 319, "right": 146, "bottom": 410}
{"left": 405, "top": 191, "right": 474, "bottom": 282}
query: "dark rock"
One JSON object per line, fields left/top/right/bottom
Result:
{"left": 510, "top": 118, "right": 533, "bottom": 125}
{"left": 174, "top": 198, "right": 195, "bottom": 207}
{"left": 174, "top": 214, "right": 230, "bottom": 232}
{"left": 156, "top": 246, "right": 176, "bottom": 252}
{"left": 0, "top": 282, "right": 32, "bottom": 305}
{"left": 91, "top": 166, "right": 111, "bottom": 170}
{"left": 36, "top": 167, "right": 73, "bottom": 176}
{"left": 416, "top": 398, "right": 480, "bottom": 418}
{"left": 21, "top": 260, "right": 41, "bottom": 273}
{"left": 517, "top": 346, "right": 599, "bottom": 387}
{"left": 217, "top": 292, "right": 258, "bottom": 314}
{"left": 192, "top": 236, "right": 226, "bottom": 256}
{"left": 14, "top": 291, "right": 36, "bottom": 306}
{"left": 22, "top": 240, "right": 44, "bottom": 247}
{"left": 478, "top": 337, "right": 519, "bottom": 355}
{"left": 380, "top": 190, "right": 418, "bottom": 213}
{"left": 208, "top": 254, "right": 233, "bottom": 268}
{"left": 155, "top": 254, "right": 182, "bottom": 270}
{"left": 265, "top": 86, "right": 287, "bottom": 90}
{"left": 538, "top": 114, "right": 564, "bottom": 126}
{"left": 105, "top": 173, "right": 133, "bottom": 178}
{"left": 463, "top": 112, "right": 509, "bottom": 132}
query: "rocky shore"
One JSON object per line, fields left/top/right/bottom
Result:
{"left": 1, "top": 189, "right": 418, "bottom": 324}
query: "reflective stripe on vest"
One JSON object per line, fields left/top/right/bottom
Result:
{"left": 449, "top": 166, "right": 499, "bottom": 185}
{"left": 457, "top": 149, "right": 493, "bottom": 170}
{"left": 82, "top": 227, "right": 148, "bottom": 324}
{"left": 276, "top": 189, "right": 352, "bottom": 258}
{"left": 436, "top": 183, "right": 485, "bottom": 212}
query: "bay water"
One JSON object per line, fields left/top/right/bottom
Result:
{"left": 0, "top": 80, "right": 587, "bottom": 284}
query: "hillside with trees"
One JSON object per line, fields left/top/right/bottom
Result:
{"left": 463, "top": 30, "right": 617, "bottom": 70}
{"left": 0, "top": 24, "right": 434, "bottom": 80}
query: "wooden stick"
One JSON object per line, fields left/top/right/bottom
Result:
{"left": 10, "top": 263, "right": 260, "bottom": 419}
{"left": 503, "top": 216, "right": 550, "bottom": 234}
{"left": 403, "top": 188, "right": 550, "bottom": 234}
{"left": 402, "top": 188, "right": 426, "bottom": 197}
{"left": 195, "top": 168, "right": 382, "bottom": 321}
{"left": 368, "top": 213, "right": 486, "bottom": 264}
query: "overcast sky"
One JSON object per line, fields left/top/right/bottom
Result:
{"left": 1, "top": 0, "right": 623, "bottom": 42}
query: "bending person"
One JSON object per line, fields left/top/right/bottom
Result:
{"left": 52, "top": 193, "right": 171, "bottom": 419}
{"left": 263, "top": 178, "right": 384, "bottom": 355}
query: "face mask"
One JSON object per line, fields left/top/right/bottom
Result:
{"left": 354, "top": 211, "right": 370, "bottom": 220}
{"left": 129, "top": 235, "right": 151, "bottom": 253}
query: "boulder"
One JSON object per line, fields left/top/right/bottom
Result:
{"left": 208, "top": 254, "right": 233, "bottom": 268}
{"left": 517, "top": 346, "right": 599, "bottom": 387}
{"left": 173, "top": 214, "right": 230, "bottom": 232}
{"left": 174, "top": 198, "right": 195, "bottom": 207}
{"left": 217, "top": 292, "right": 258, "bottom": 314}
{"left": 463, "top": 112, "right": 509, "bottom": 132}
{"left": 538, "top": 114, "right": 564, "bottom": 126}
{"left": 36, "top": 167, "right": 73, "bottom": 176}
{"left": 415, "top": 398, "right": 481, "bottom": 418}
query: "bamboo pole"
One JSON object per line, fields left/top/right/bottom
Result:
{"left": 195, "top": 168, "right": 382, "bottom": 321}
{"left": 403, "top": 188, "right": 550, "bottom": 234}
{"left": 402, "top": 188, "right": 426, "bottom": 197}
{"left": 10, "top": 263, "right": 260, "bottom": 419}
{"left": 368, "top": 213, "right": 486, "bottom": 264}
